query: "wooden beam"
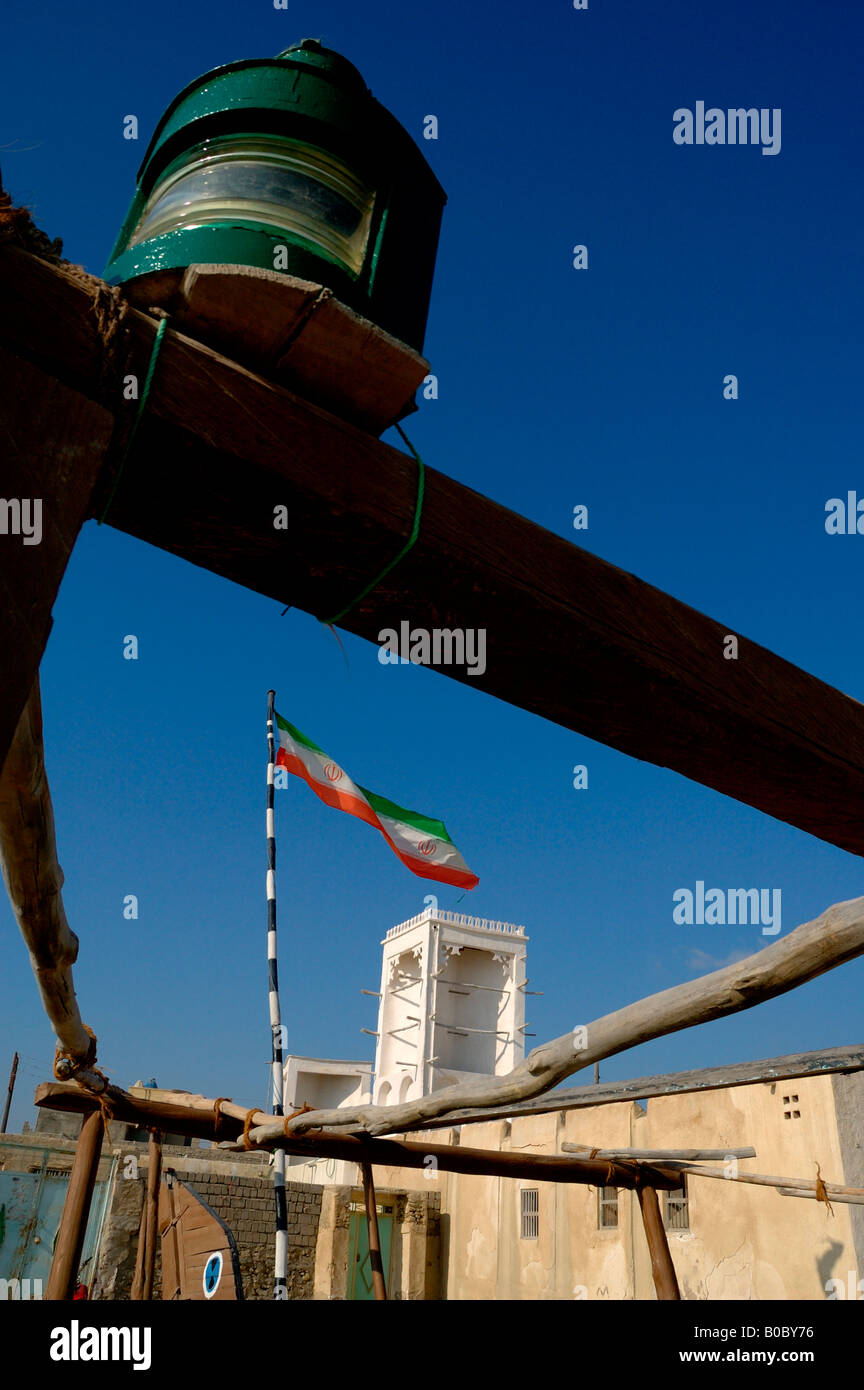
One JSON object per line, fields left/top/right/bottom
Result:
{"left": 4, "top": 246, "right": 864, "bottom": 856}
{"left": 37, "top": 1081, "right": 861, "bottom": 1206}
{"left": 45, "top": 1110, "right": 104, "bottom": 1300}
{"left": 34, "top": 1082, "right": 679, "bottom": 1190}
{"left": 0, "top": 342, "right": 112, "bottom": 773}
{"left": 562, "top": 1146, "right": 756, "bottom": 1161}
{"left": 636, "top": 1185, "right": 681, "bottom": 1301}
{"left": 416, "top": 1045, "right": 864, "bottom": 1128}
{"left": 645, "top": 1159, "right": 864, "bottom": 1201}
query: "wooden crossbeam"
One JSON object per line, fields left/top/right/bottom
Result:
{"left": 33, "top": 1082, "right": 680, "bottom": 1190}
{"left": 423, "top": 1046, "right": 864, "bottom": 1129}
{"left": 4, "top": 244, "right": 864, "bottom": 853}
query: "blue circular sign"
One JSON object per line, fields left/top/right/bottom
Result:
{"left": 203, "top": 1251, "right": 223, "bottom": 1299}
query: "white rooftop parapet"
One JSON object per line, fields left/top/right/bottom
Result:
{"left": 383, "top": 907, "right": 528, "bottom": 944}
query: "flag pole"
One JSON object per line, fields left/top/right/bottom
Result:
{"left": 266, "top": 690, "right": 288, "bottom": 1299}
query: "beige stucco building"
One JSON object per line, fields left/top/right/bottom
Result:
{"left": 305, "top": 1067, "right": 863, "bottom": 1300}
{"left": 285, "top": 909, "right": 864, "bottom": 1300}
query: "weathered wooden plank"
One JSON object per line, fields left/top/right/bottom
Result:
{"left": 395, "top": 1046, "right": 864, "bottom": 1129}
{"left": 562, "top": 1146, "right": 756, "bottom": 1161}
{"left": 127, "top": 264, "right": 429, "bottom": 436}
{"left": 0, "top": 343, "right": 112, "bottom": 772}
{"left": 4, "top": 246, "right": 864, "bottom": 855}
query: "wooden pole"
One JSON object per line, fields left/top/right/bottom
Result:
{"left": 637, "top": 1184, "right": 681, "bottom": 1301}
{"left": 563, "top": 1145, "right": 756, "bottom": 1161}
{"left": 360, "top": 1160, "right": 387, "bottom": 1301}
{"left": 0, "top": 1050, "right": 18, "bottom": 1133}
{"left": 131, "top": 1131, "right": 162, "bottom": 1300}
{"left": 45, "top": 1109, "right": 104, "bottom": 1300}
{"left": 0, "top": 679, "right": 99, "bottom": 1077}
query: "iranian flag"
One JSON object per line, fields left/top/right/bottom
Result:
{"left": 274, "top": 713, "right": 479, "bottom": 890}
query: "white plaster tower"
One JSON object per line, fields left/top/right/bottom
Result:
{"left": 373, "top": 906, "right": 529, "bottom": 1105}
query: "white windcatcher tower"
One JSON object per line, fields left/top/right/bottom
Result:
{"left": 372, "top": 906, "right": 530, "bottom": 1105}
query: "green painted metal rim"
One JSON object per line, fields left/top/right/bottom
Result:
{"left": 103, "top": 221, "right": 358, "bottom": 288}
{"left": 136, "top": 58, "right": 378, "bottom": 190}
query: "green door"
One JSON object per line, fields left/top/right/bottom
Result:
{"left": 347, "top": 1198, "right": 394, "bottom": 1300}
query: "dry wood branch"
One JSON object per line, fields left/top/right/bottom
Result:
{"left": 777, "top": 1190, "right": 864, "bottom": 1205}
{"left": 562, "top": 1146, "right": 757, "bottom": 1161}
{"left": 262, "top": 895, "right": 864, "bottom": 1138}
{"left": 0, "top": 678, "right": 92, "bottom": 1063}
{"left": 651, "top": 1160, "right": 864, "bottom": 1200}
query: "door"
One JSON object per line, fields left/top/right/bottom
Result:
{"left": 347, "top": 1197, "right": 394, "bottom": 1300}
{"left": 0, "top": 1147, "right": 110, "bottom": 1297}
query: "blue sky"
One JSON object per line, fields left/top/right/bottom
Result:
{"left": 2, "top": 0, "right": 862, "bottom": 1131}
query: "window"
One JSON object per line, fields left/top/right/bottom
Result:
{"left": 598, "top": 1185, "right": 618, "bottom": 1229}
{"left": 783, "top": 1093, "right": 801, "bottom": 1119}
{"left": 520, "top": 1188, "right": 539, "bottom": 1239}
{"left": 664, "top": 1181, "right": 689, "bottom": 1231}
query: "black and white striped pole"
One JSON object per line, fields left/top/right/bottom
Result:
{"left": 266, "top": 689, "right": 288, "bottom": 1298}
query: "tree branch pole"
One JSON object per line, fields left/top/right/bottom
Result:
{"left": 361, "top": 1160, "right": 388, "bottom": 1301}
{"left": 642, "top": 1160, "right": 864, "bottom": 1200}
{"left": 563, "top": 1146, "right": 757, "bottom": 1161}
{"left": 0, "top": 679, "right": 100, "bottom": 1081}
{"left": 45, "top": 1110, "right": 104, "bottom": 1300}
{"left": 249, "top": 894, "right": 864, "bottom": 1138}
{"left": 637, "top": 1184, "right": 681, "bottom": 1301}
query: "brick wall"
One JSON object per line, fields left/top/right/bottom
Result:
{"left": 153, "top": 1168, "right": 322, "bottom": 1301}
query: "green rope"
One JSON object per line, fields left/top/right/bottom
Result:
{"left": 98, "top": 316, "right": 169, "bottom": 525}
{"left": 320, "top": 421, "right": 426, "bottom": 627}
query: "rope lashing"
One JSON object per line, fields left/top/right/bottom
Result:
{"left": 98, "top": 313, "right": 169, "bottom": 525}
{"left": 213, "top": 1097, "right": 232, "bottom": 1141}
{"left": 282, "top": 1104, "right": 317, "bottom": 1135}
{"left": 318, "top": 422, "right": 426, "bottom": 627}
{"left": 96, "top": 1087, "right": 116, "bottom": 1140}
{"left": 53, "top": 1023, "right": 98, "bottom": 1082}
{"left": 242, "top": 1108, "right": 262, "bottom": 1150}
{"left": 814, "top": 1161, "right": 835, "bottom": 1216}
